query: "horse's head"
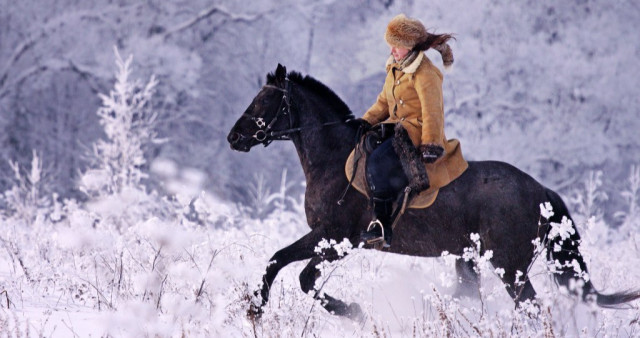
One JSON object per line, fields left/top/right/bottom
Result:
{"left": 227, "top": 64, "right": 293, "bottom": 152}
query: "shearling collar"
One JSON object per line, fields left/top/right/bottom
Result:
{"left": 385, "top": 51, "right": 425, "bottom": 74}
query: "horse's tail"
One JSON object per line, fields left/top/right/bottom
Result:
{"left": 545, "top": 189, "right": 640, "bottom": 307}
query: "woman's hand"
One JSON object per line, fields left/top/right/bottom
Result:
{"left": 419, "top": 144, "right": 444, "bottom": 163}
{"left": 347, "top": 118, "right": 372, "bottom": 132}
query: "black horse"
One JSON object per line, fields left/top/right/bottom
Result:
{"left": 227, "top": 64, "right": 639, "bottom": 319}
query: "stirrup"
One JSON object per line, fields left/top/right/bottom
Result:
{"left": 365, "top": 220, "right": 389, "bottom": 247}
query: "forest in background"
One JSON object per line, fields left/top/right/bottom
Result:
{"left": 1, "top": 0, "right": 639, "bottom": 219}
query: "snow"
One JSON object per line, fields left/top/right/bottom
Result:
{"left": 1, "top": 202, "right": 640, "bottom": 336}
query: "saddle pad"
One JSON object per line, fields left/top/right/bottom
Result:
{"left": 344, "top": 149, "right": 439, "bottom": 209}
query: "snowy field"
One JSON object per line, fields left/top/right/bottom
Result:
{"left": 1, "top": 52, "right": 639, "bottom": 338}
{"left": 1, "top": 169, "right": 639, "bottom": 337}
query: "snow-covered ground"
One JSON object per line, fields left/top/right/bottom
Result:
{"left": 1, "top": 187, "right": 639, "bottom": 337}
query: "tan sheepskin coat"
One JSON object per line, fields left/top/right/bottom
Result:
{"left": 362, "top": 51, "right": 468, "bottom": 190}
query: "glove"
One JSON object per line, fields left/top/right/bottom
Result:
{"left": 418, "top": 144, "right": 444, "bottom": 164}
{"left": 347, "top": 118, "right": 372, "bottom": 132}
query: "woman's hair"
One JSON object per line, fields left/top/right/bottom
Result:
{"left": 414, "top": 33, "right": 455, "bottom": 68}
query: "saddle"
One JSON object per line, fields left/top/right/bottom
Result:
{"left": 344, "top": 124, "right": 439, "bottom": 209}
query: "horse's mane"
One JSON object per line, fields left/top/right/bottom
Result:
{"left": 267, "top": 70, "right": 354, "bottom": 120}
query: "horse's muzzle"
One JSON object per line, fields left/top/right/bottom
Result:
{"left": 227, "top": 131, "right": 251, "bottom": 152}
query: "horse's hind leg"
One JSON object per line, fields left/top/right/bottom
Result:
{"left": 453, "top": 259, "right": 480, "bottom": 299}
{"left": 299, "top": 256, "right": 363, "bottom": 320}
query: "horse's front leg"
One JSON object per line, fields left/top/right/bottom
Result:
{"left": 299, "top": 255, "right": 364, "bottom": 321}
{"left": 251, "top": 227, "right": 328, "bottom": 315}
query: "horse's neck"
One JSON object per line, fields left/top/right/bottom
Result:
{"left": 290, "top": 98, "right": 356, "bottom": 183}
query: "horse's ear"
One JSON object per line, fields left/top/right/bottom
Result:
{"left": 275, "top": 64, "right": 287, "bottom": 87}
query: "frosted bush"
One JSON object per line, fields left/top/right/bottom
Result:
{"left": 540, "top": 201, "right": 554, "bottom": 220}
{"left": 571, "top": 170, "right": 608, "bottom": 225}
{"left": 549, "top": 216, "right": 576, "bottom": 241}
{"left": 615, "top": 165, "right": 640, "bottom": 239}
{"left": 2, "top": 150, "right": 50, "bottom": 223}
{"left": 80, "top": 47, "right": 160, "bottom": 197}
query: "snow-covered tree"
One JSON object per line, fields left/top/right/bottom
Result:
{"left": 80, "top": 47, "right": 159, "bottom": 196}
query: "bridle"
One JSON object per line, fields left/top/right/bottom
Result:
{"left": 240, "top": 77, "right": 352, "bottom": 147}
{"left": 234, "top": 77, "right": 365, "bottom": 206}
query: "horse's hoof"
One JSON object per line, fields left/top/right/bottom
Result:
{"left": 359, "top": 240, "right": 388, "bottom": 251}
{"left": 247, "top": 303, "right": 263, "bottom": 321}
{"left": 346, "top": 302, "right": 364, "bottom": 322}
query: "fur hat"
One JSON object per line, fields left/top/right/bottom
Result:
{"left": 384, "top": 14, "right": 455, "bottom": 68}
{"left": 385, "top": 14, "right": 427, "bottom": 50}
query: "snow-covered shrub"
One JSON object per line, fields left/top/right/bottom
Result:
{"left": 615, "top": 165, "right": 640, "bottom": 238}
{"left": 1, "top": 150, "right": 50, "bottom": 223}
{"left": 80, "top": 47, "right": 160, "bottom": 197}
{"left": 570, "top": 170, "right": 611, "bottom": 245}
{"left": 75, "top": 48, "right": 170, "bottom": 230}
{"left": 237, "top": 168, "right": 303, "bottom": 221}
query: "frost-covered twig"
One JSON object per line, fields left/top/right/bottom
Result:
{"left": 244, "top": 173, "right": 277, "bottom": 219}
{"left": 571, "top": 171, "right": 608, "bottom": 222}
{"left": 117, "top": 251, "right": 124, "bottom": 297}
{"left": 61, "top": 317, "right": 80, "bottom": 338}
{"left": 156, "top": 274, "right": 168, "bottom": 311}
{"left": 151, "top": 244, "right": 164, "bottom": 272}
{"left": 615, "top": 165, "right": 640, "bottom": 236}
{"left": 2, "top": 150, "right": 51, "bottom": 222}
{"left": 1, "top": 290, "right": 10, "bottom": 309}
{"left": 195, "top": 249, "right": 220, "bottom": 303}
{"left": 2, "top": 238, "right": 32, "bottom": 283}
{"left": 77, "top": 276, "right": 114, "bottom": 310}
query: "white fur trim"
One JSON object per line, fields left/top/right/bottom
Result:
{"left": 401, "top": 52, "right": 424, "bottom": 74}
{"left": 384, "top": 52, "right": 424, "bottom": 73}
{"left": 385, "top": 55, "right": 394, "bottom": 67}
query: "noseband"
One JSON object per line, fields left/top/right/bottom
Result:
{"left": 242, "top": 77, "right": 350, "bottom": 147}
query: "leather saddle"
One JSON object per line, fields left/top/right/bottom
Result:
{"left": 344, "top": 124, "right": 438, "bottom": 209}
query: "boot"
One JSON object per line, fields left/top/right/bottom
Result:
{"left": 360, "top": 198, "right": 394, "bottom": 247}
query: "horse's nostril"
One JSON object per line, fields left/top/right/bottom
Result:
{"left": 228, "top": 132, "right": 240, "bottom": 144}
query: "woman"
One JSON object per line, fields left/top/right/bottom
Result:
{"left": 359, "top": 14, "right": 468, "bottom": 247}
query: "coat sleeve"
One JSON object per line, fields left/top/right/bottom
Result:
{"left": 414, "top": 69, "right": 445, "bottom": 146}
{"left": 362, "top": 88, "right": 389, "bottom": 125}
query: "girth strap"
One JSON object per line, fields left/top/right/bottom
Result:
{"left": 337, "top": 124, "right": 367, "bottom": 205}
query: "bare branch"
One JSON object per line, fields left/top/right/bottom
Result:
{"left": 0, "top": 38, "right": 39, "bottom": 89}
{"left": 77, "top": 276, "right": 114, "bottom": 310}
{"left": 66, "top": 60, "right": 102, "bottom": 94}
{"left": 0, "top": 290, "right": 11, "bottom": 309}
{"left": 0, "top": 4, "right": 142, "bottom": 93}
{"left": 0, "top": 65, "right": 48, "bottom": 100}
{"left": 156, "top": 274, "right": 168, "bottom": 311}
{"left": 163, "top": 5, "right": 267, "bottom": 39}
{"left": 151, "top": 244, "right": 164, "bottom": 272}
{"left": 195, "top": 249, "right": 219, "bottom": 303}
